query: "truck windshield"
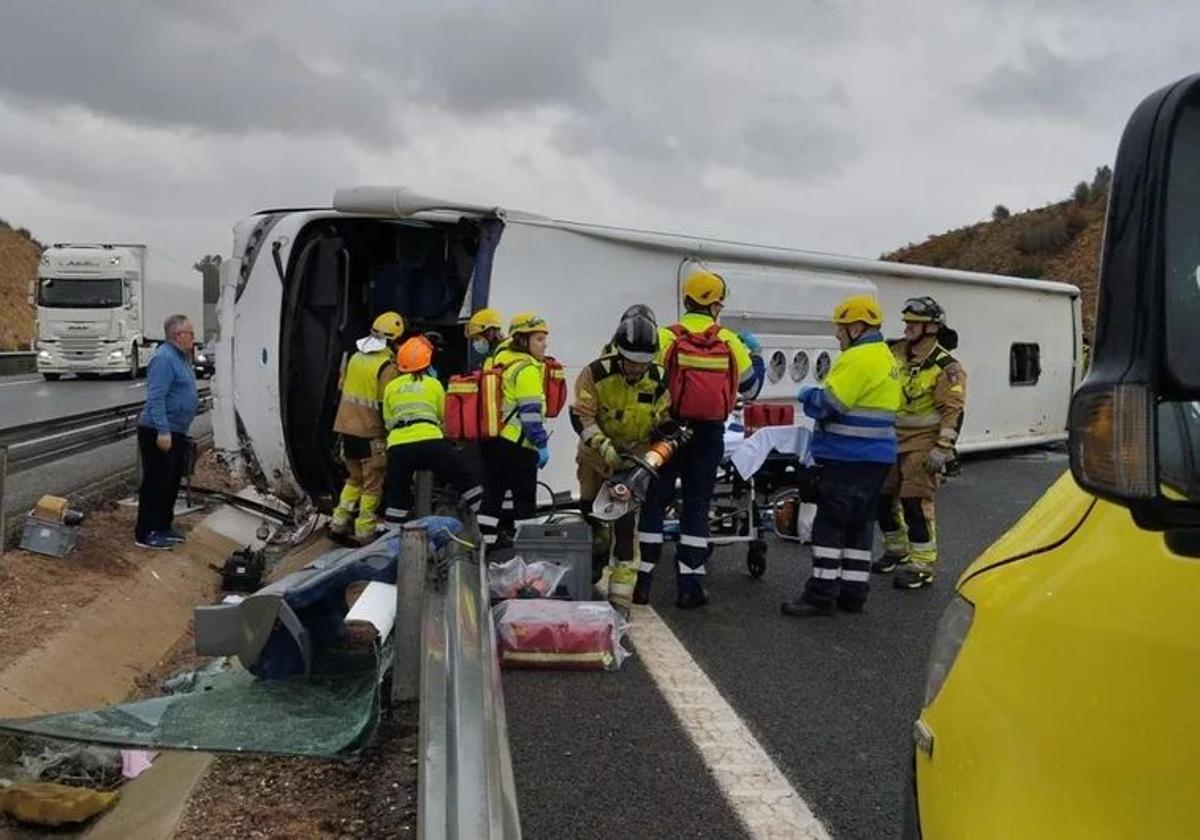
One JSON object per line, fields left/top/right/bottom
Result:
{"left": 38, "top": 277, "right": 123, "bottom": 308}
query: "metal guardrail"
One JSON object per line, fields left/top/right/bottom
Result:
{"left": 0, "top": 351, "right": 36, "bottom": 377}
{"left": 0, "top": 396, "right": 213, "bottom": 474}
{"left": 396, "top": 485, "right": 522, "bottom": 840}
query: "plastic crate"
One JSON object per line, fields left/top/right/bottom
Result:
{"left": 512, "top": 521, "right": 593, "bottom": 601}
{"left": 20, "top": 515, "right": 78, "bottom": 558}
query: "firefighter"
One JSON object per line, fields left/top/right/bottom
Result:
{"left": 635, "top": 270, "right": 758, "bottom": 609}
{"left": 781, "top": 295, "right": 901, "bottom": 618}
{"left": 465, "top": 307, "right": 507, "bottom": 369}
{"left": 571, "top": 309, "right": 669, "bottom": 610}
{"left": 380, "top": 336, "right": 483, "bottom": 524}
{"left": 871, "top": 296, "right": 967, "bottom": 589}
{"left": 477, "top": 313, "right": 552, "bottom": 548}
{"left": 601, "top": 304, "right": 657, "bottom": 356}
{"left": 330, "top": 311, "right": 405, "bottom": 542}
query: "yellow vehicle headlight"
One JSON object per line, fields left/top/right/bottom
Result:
{"left": 923, "top": 595, "right": 974, "bottom": 707}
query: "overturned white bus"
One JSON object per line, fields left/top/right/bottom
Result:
{"left": 214, "top": 187, "right": 1080, "bottom": 509}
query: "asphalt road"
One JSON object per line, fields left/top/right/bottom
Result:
{"left": 0, "top": 373, "right": 211, "bottom": 431}
{"left": 504, "top": 448, "right": 1067, "bottom": 840}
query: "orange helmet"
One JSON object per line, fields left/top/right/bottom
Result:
{"left": 396, "top": 335, "right": 434, "bottom": 373}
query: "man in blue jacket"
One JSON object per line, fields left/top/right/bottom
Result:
{"left": 134, "top": 315, "right": 200, "bottom": 549}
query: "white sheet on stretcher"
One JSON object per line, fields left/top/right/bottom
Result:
{"left": 724, "top": 424, "right": 813, "bottom": 481}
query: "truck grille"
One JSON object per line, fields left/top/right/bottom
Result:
{"left": 58, "top": 338, "right": 104, "bottom": 361}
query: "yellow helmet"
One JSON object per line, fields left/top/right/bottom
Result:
{"left": 509, "top": 312, "right": 550, "bottom": 335}
{"left": 831, "top": 295, "right": 884, "bottom": 327}
{"left": 371, "top": 311, "right": 405, "bottom": 341}
{"left": 465, "top": 308, "right": 504, "bottom": 338}
{"left": 681, "top": 270, "right": 728, "bottom": 306}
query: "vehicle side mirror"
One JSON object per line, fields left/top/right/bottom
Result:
{"left": 1069, "top": 74, "right": 1200, "bottom": 530}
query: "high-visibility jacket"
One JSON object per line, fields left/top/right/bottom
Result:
{"left": 799, "top": 332, "right": 901, "bottom": 463}
{"left": 481, "top": 337, "right": 513, "bottom": 371}
{"left": 383, "top": 373, "right": 446, "bottom": 447}
{"left": 658, "top": 312, "right": 756, "bottom": 395}
{"left": 495, "top": 348, "right": 549, "bottom": 451}
{"left": 333, "top": 349, "right": 397, "bottom": 439}
{"left": 892, "top": 337, "right": 967, "bottom": 453}
{"left": 571, "top": 355, "right": 670, "bottom": 469}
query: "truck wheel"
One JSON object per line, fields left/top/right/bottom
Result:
{"left": 42, "top": 373, "right": 61, "bottom": 382}
{"left": 126, "top": 346, "right": 139, "bottom": 380}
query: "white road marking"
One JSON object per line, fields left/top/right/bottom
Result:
{"left": 630, "top": 606, "right": 831, "bottom": 839}
{"left": 0, "top": 377, "right": 42, "bottom": 388}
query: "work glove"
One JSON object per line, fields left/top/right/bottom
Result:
{"left": 537, "top": 446, "right": 550, "bottom": 470}
{"left": 596, "top": 438, "right": 625, "bottom": 470}
{"left": 924, "top": 446, "right": 954, "bottom": 474}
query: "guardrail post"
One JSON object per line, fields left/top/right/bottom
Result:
{"left": 393, "top": 519, "right": 428, "bottom": 704}
{"left": 0, "top": 446, "right": 7, "bottom": 558}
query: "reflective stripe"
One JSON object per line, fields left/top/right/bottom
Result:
{"left": 483, "top": 534, "right": 498, "bottom": 545}
{"left": 680, "top": 534, "right": 708, "bottom": 548}
{"left": 840, "top": 569, "right": 871, "bottom": 583}
{"left": 842, "top": 548, "right": 873, "bottom": 561}
{"left": 678, "top": 562, "right": 707, "bottom": 575}
{"left": 910, "top": 541, "right": 936, "bottom": 551}
{"left": 477, "top": 514, "right": 500, "bottom": 527}
{"left": 845, "top": 407, "right": 896, "bottom": 422}
{"left": 811, "top": 567, "right": 841, "bottom": 580}
{"left": 639, "top": 532, "right": 664, "bottom": 544}
{"left": 638, "top": 561, "right": 657, "bottom": 573}
{"left": 677, "top": 354, "right": 730, "bottom": 371}
{"left": 811, "top": 546, "right": 841, "bottom": 560}
{"left": 463, "top": 486, "right": 483, "bottom": 501}
{"left": 823, "top": 422, "right": 896, "bottom": 439}
{"left": 343, "top": 394, "right": 381, "bottom": 408}
{"left": 896, "top": 414, "right": 941, "bottom": 428}
{"left": 501, "top": 500, "right": 515, "bottom": 510}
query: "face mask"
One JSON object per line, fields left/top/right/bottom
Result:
{"left": 472, "top": 338, "right": 491, "bottom": 356}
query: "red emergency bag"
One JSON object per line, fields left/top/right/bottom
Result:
{"left": 742, "top": 402, "right": 795, "bottom": 436}
{"left": 445, "top": 356, "right": 568, "bottom": 440}
{"left": 663, "top": 324, "right": 739, "bottom": 422}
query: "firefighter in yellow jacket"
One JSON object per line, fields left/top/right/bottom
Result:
{"left": 571, "top": 309, "right": 669, "bottom": 610}
{"left": 871, "top": 296, "right": 967, "bottom": 590}
{"left": 381, "top": 336, "right": 482, "bottom": 524}
{"left": 330, "top": 312, "right": 405, "bottom": 542}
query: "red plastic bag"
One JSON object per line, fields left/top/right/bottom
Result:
{"left": 743, "top": 401, "right": 795, "bottom": 436}
{"left": 493, "top": 600, "right": 630, "bottom": 671}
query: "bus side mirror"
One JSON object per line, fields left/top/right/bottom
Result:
{"left": 1069, "top": 74, "right": 1200, "bottom": 530}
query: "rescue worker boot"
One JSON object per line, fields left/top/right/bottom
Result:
{"left": 676, "top": 582, "right": 710, "bottom": 610}
{"left": 871, "top": 552, "right": 907, "bottom": 574}
{"left": 328, "top": 514, "right": 353, "bottom": 537}
{"left": 893, "top": 563, "right": 934, "bottom": 589}
{"left": 632, "top": 571, "right": 654, "bottom": 605}
{"left": 780, "top": 599, "right": 835, "bottom": 618}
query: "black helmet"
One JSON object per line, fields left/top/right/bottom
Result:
{"left": 619, "top": 304, "right": 657, "bottom": 325}
{"left": 613, "top": 312, "right": 659, "bottom": 363}
{"left": 901, "top": 296, "right": 946, "bottom": 324}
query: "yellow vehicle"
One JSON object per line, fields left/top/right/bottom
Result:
{"left": 907, "top": 75, "right": 1200, "bottom": 838}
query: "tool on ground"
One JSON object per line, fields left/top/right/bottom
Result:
{"left": 591, "top": 421, "right": 693, "bottom": 522}
{"left": 19, "top": 494, "right": 84, "bottom": 557}
{"left": 220, "top": 546, "right": 266, "bottom": 592}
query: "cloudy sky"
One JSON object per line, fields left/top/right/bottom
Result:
{"left": 0, "top": 0, "right": 1196, "bottom": 270}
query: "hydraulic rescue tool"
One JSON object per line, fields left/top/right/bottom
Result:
{"left": 591, "top": 421, "right": 693, "bottom": 522}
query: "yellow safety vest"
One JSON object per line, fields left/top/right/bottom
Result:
{"left": 588, "top": 356, "right": 669, "bottom": 446}
{"left": 897, "top": 344, "right": 956, "bottom": 430}
{"left": 495, "top": 348, "right": 546, "bottom": 451}
{"left": 333, "top": 349, "right": 393, "bottom": 438}
{"left": 383, "top": 373, "right": 445, "bottom": 447}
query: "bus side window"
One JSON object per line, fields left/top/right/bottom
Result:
{"left": 1010, "top": 343, "right": 1040, "bottom": 386}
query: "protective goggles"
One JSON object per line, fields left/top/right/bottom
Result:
{"left": 901, "top": 297, "right": 943, "bottom": 322}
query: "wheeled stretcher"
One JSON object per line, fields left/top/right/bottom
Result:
{"left": 659, "top": 419, "right": 817, "bottom": 578}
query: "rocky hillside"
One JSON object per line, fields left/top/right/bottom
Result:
{"left": 0, "top": 220, "right": 40, "bottom": 350}
{"left": 883, "top": 169, "right": 1110, "bottom": 341}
